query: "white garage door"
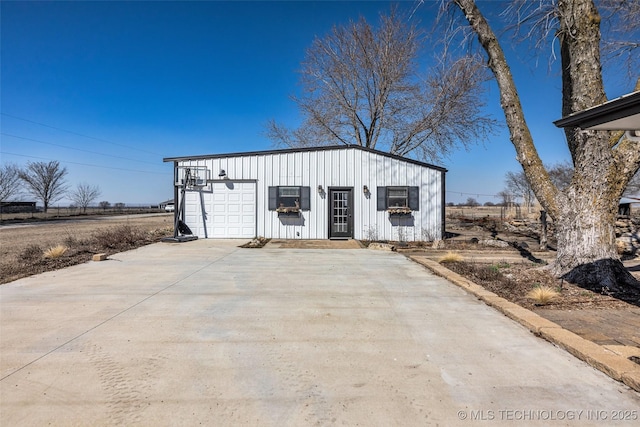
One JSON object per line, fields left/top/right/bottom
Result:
{"left": 183, "top": 181, "right": 256, "bottom": 238}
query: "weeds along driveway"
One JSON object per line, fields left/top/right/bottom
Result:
{"left": 1, "top": 240, "right": 639, "bottom": 426}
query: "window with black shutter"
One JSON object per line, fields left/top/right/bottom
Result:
{"left": 376, "top": 186, "right": 419, "bottom": 211}
{"left": 268, "top": 186, "right": 311, "bottom": 212}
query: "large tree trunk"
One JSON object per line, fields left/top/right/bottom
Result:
{"left": 553, "top": 190, "right": 638, "bottom": 291}
{"left": 454, "top": 0, "right": 640, "bottom": 291}
{"left": 553, "top": 0, "right": 639, "bottom": 290}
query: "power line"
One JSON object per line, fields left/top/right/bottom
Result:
{"left": 1, "top": 151, "right": 169, "bottom": 175}
{"left": 1, "top": 133, "right": 161, "bottom": 166}
{"left": 447, "top": 190, "right": 503, "bottom": 198}
{"left": 0, "top": 112, "right": 164, "bottom": 156}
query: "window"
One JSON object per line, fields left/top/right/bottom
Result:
{"left": 377, "top": 186, "right": 419, "bottom": 211}
{"left": 278, "top": 186, "right": 301, "bottom": 208}
{"left": 387, "top": 187, "right": 408, "bottom": 208}
{"left": 268, "top": 186, "right": 311, "bottom": 211}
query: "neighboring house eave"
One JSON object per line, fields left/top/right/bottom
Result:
{"left": 553, "top": 91, "right": 640, "bottom": 130}
{"left": 620, "top": 197, "right": 640, "bottom": 204}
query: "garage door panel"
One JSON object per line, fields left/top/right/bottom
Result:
{"left": 188, "top": 181, "right": 257, "bottom": 238}
{"left": 212, "top": 215, "right": 227, "bottom": 224}
{"left": 184, "top": 214, "right": 199, "bottom": 224}
{"left": 212, "top": 227, "right": 226, "bottom": 237}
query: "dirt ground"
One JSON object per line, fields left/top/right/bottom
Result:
{"left": 0, "top": 214, "right": 174, "bottom": 284}
{"left": 418, "top": 216, "right": 640, "bottom": 311}
{"left": 2, "top": 212, "right": 639, "bottom": 310}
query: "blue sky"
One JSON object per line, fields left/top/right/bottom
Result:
{"left": 1, "top": 1, "right": 635, "bottom": 206}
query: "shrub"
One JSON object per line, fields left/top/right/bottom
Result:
{"left": 20, "top": 244, "right": 43, "bottom": 261}
{"left": 526, "top": 285, "right": 560, "bottom": 305}
{"left": 438, "top": 251, "right": 463, "bottom": 263}
{"left": 43, "top": 245, "right": 68, "bottom": 259}
{"left": 91, "top": 225, "right": 148, "bottom": 250}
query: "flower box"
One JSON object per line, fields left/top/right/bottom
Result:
{"left": 387, "top": 207, "right": 412, "bottom": 216}
{"left": 276, "top": 206, "right": 300, "bottom": 216}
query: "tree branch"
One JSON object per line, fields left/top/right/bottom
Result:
{"left": 453, "top": 0, "right": 559, "bottom": 217}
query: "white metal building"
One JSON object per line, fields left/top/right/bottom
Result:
{"left": 163, "top": 145, "right": 446, "bottom": 241}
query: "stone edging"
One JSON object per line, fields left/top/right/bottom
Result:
{"left": 410, "top": 256, "right": 640, "bottom": 393}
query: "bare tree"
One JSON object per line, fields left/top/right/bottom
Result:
{"left": 445, "top": 0, "right": 640, "bottom": 290}
{"left": 98, "top": 201, "right": 111, "bottom": 211}
{"left": 496, "top": 191, "right": 514, "bottom": 207}
{"left": 0, "top": 163, "right": 23, "bottom": 202}
{"left": 505, "top": 170, "right": 535, "bottom": 213}
{"left": 18, "top": 161, "right": 68, "bottom": 213}
{"left": 547, "top": 161, "right": 574, "bottom": 191}
{"left": 70, "top": 182, "right": 101, "bottom": 213}
{"left": 505, "top": 161, "right": 574, "bottom": 210}
{"left": 465, "top": 197, "right": 480, "bottom": 207}
{"left": 266, "top": 8, "right": 496, "bottom": 162}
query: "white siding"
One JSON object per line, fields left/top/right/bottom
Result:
{"left": 175, "top": 147, "right": 444, "bottom": 241}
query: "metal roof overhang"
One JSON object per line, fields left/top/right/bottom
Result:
{"left": 553, "top": 91, "right": 640, "bottom": 131}
{"left": 163, "top": 144, "right": 448, "bottom": 172}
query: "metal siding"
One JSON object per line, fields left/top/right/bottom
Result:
{"left": 268, "top": 154, "right": 280, "bottom": 238}
{"left": 334, "top": 150, "right": 342, "bottom": 185}
{"left": 353, "top": 150, "right": 362, "bottom": 240}
{"left": 316, "top": 151, "right": 327, "bottom": 239}
{"left": 257, "top": 155, "right": 267, "bottom": 238}
{"left": 176, "top": 146, "right": 443, "bottom": 241}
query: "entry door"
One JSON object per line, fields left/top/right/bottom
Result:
{"left": 329, "top": 188, "right": 353, "bottom": 239}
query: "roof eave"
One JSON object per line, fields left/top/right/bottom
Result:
{"left": 163, "top": 144, "right": 448, "bottom": 172}
{"left": 553, "top": 91, "right": 640, "bottom": 130}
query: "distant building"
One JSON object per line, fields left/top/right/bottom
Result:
{"left": 159, "top": 199, "right": 174, "bottom": 209}
{"left": 0, "top": 201, "right": 37, "bottom": 213}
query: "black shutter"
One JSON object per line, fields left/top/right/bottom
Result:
{"left": 408, "top": 186, "right": 420, "bottom": 211}
{"left": 377, "top": 187, "right": 387, "bottom": 211}
{"left": 300, "top": 186, "right": 311, "bottom": 210}
{"left": 268, "top": 186, "right": 277, "bottom": 210}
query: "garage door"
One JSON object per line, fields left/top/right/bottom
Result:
{"left": 183, "top": 181, "right": 256, "bottom": 238}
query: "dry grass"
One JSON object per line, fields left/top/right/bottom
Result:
{"left": 526, "top": 285, "right": 560, "bottom": 305}
{"left": 0, "top": 214, "right": 174, "bottom": 284}
{"left": 438, "top": 251, "right": 463, "bottom": 263}
{"left": 43, "top": 245, "right": 68, "bottom": 259}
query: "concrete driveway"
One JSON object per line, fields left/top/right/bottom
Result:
{"left": 1, "top": 240, "right": 639, "bottom": 426}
